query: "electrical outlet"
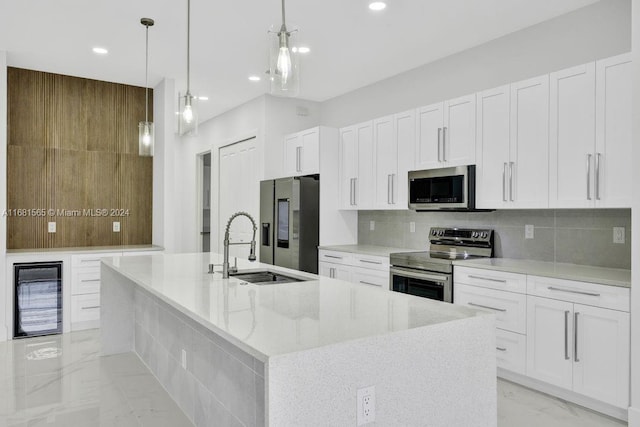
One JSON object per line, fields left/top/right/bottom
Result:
{"left": 48, "top": 222, "right": 56, "bottom": 233}
{"left": 369, "top": 220, "right": 375, "bottom": 231}
{"left": 613, "top": 227, "right": 625, "bottom": 244}
{"left": 181, "top": 349, "right": 187, "bottom": 370}
{"left": 357, "top": 386, "right": 375, "bottom": 425}
{"left": 525, "top": 224, "right": 534, "bottom": 239}
{"left": 409, "top": 222, "right": 416, "bottom": 233}
{"left": 113, "top": 221, "right": 120, "bottom": 232}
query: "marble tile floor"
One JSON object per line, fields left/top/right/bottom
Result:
{"left": 0, "top": 329, "right": 628, "bottom": 427}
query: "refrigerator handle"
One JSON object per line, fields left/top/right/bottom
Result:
{"left": 262, "top": 223, "right": 271, "bottom": 247}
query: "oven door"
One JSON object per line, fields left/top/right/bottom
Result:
{"left": 390, "top": 266, "right": 452, "bottom": 303}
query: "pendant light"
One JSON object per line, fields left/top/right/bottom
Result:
{"left": 139, "top": 18, "right": 155, "bottom": 157}
{"left": 268, "top": 0, "right": 299, "bottom": 97}
{"left": 179, "top": 0, "right": 198, "bottom": 135}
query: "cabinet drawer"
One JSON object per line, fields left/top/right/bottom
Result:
{"left": 71, "top": 294, "right": 101, "bottom": 323}
{"left": 352, "top": 253, "right": 389, "bottom": 271}
{"left": 454, "top": 283, "right": 527, "bottom": 334}
{"left": 318, "top": 250, "right": 352, "bottom": 266}
{"left": 71, "top": 268, "right": 101, "bottom": 295}
{"left": 496, "top": 329, "right": 526, "bottom": 375}
{"left": 455, "top": 266, "right": 526, "bottom": 293}
{"left": 527, "top": 276, "right": 629, "bottom": 312}
{"left": 351, "top": 267, "right": 389, "bottom": 289}
{"left": 71, "top": 252, "right": 120, "bottom": 268}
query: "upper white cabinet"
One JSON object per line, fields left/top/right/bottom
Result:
{"left": 283, "top": 127, "right": 320, "bottom": 176}
{"left": 550, "top": 53, "right": 632, "bottom": 208}
{"left": 416, "top": 94, "right": 476, "bottom": 170}
{"left": 339, "top": 122, "right": 374, "bottom": 209}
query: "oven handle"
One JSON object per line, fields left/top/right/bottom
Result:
{"left": 390, "top": 266, "right": 450, "bottom": 284}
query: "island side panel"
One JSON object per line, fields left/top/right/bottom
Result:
{"left": 267, "top": 314, "right": 497, "bottom": 427}
{"left": 101, "top": 263, "right": 135, "bottom": 355}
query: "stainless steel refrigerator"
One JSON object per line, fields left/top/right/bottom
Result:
{"left": 260, "top": 175, "right": 319, "bottom": 274}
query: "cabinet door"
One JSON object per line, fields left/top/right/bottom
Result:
{"left": 526, "top": 296, "right": 573, "bottom": 389}
{"left": 339, "top": 126, "right": 358, "bottom": 210}
{"left": 283, "top": 132, "right": 302, "bottom": 176}
{"left": 300, "top": 127, "right": 320, "bottom": 175}
{"left": 476, "top": 85, "right": 511, "bottom": 209}
{"left": 373, "top": 116, "right": 397, "bottom": 209}
{"left": 394, "top": 110, "right": 415, "bottom": 209}
{"left": 549, "top": 63, "right": 596, "bottom": 208}
{"left": 510, "top": 75, "right": 549, "bottom": 208}
{"left": 415, "top": 102, "right": 444, "bottom": 170}
{"left": 356, "top": 122, "right": 375, "bottom": 209}
{"left": 595, "top": 53, "right": 632, "bottom": 208}
{"left": 444, "top": 94, "right": 476, "bottom": 167}
{"left": 572, "top": 304, "right": 629, "bottom": 408}
{"left": 351, "top": 267, "right": 389, "bottom": 289}
{"left": 319, "top": 261, "right": 351, "bottom": 281}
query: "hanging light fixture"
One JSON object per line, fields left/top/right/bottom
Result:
{"left": 179, "top": 0, "right": 198, "bottom": 135}
{"left": 139, "top": 18, "right": 155, "bottom": 156}
{"left": 268, "top": 0, "right": 299, "bottom": 97}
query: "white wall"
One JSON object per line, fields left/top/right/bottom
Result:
{"left": 0, "top": 52, "right": 7, "bottom": 341}
{"left": 321, "top": 0, "right": 631, "bottom": 128}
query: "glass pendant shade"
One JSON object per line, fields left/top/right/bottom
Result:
{"left": 268, "top": 24, "right": 299, "bottom": 97}
{"left": 178, "top": 92, "right": 198, "bottom": 135}
{"left": 138, "top": 121, "right": 154, "bottom": 156}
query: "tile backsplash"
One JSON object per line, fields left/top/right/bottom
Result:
{"left": 358, "top": 209, "right": 631, "bottom": 269}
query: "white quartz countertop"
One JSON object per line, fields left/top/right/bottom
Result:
{"left": 318, "top": 244, "right": 413, "bottom": 257}
{"left": 7, "top": 244, "right": 163, "bottom": 255}
{"left": 102, "top": 252, "right": 488, "bottom": 360}
{"left": 453, "top": 258, "right": 631, "bottom": 288}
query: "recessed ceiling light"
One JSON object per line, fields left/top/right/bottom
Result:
{"left": 369, "top": 1, "right": 386, "bottom": 11}
{"left": 92, "top": 47, "right": 108, "bottom": 55}
{"left": 293, "top": 46, "right": 310, "bottom": 54}
{"left": 198, "top": 96, "right": 209, "bottom": 101}
{"left": 248, "top": 76, "right": 261, "bottom": 82}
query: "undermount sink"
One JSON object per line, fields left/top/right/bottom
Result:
{"left": 229, "top": 270, "right": 307, "bottom": 285}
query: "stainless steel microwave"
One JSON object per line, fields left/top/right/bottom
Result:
{"left": 408, "top": 165, "right": 476, "bottom": 211}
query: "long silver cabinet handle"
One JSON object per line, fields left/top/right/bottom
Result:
{"left": 359, "top": 260, "right": 382, "bottom": 265}
{"left": 296, "top": 146, "right": 302, "bottom": 172}
{"left": 329, "top": 268, "right": 335, "bottom": 278}
{"left": 509, "top": 162, "right": 515, "bottom": 201}
{"left": 391, "top": 174, "right": 395, "bottom": 204}
{"left": 442, "top": 127, "right": 448, "bottom": 162}
{"left": 324, "top": 255, "right": 343, "bottom": 260}
{"left": 354, "top": 178, "right": 358, "bottom": 205}
{"left": 468, "top": 275, "right": 507, "bottom": 284}
{"left": 595, "top": 153, "right": 601, "bottom": 201}
{"left": 547, "top": 286, "right": 600, "bottom": 297}
{"left": 574, "top": 312, "right": 580, "bottom": 362}
{"left": 437, "top": 128, "right": 442, "bottom": 162}
{"left": 81, "top": 259, "right": 101, "bottom": 263}
{"left": 350, "top": 178, "right": 356, "bottom": 206}
{"left": 564, "top": 310, "right": 570, "bottom": 360}
{"left": 359, "top": 281, "right": 379, "bottom": 287}
{"left": 387, "top": 174, "right": 392, "bottom": 204}
{"left": 586, "top": 154, "right": 592, "bottom": 201}
{"left": 502, "top": 163, "right": 508, "bottom": 202}
{"left": 82, "top": 305, "right": 100, "bottom": 310}
{"left": 80, "top": 279, "right": 101, "bottom": 283}
{"left": 468, "top": 302, "right": 507, "bottom": 312}
{"left": 496, "top": 347, "right": 507, "bottom": 352}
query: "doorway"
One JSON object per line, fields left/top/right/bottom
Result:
{"left": 198, "top": 152, "right": 212, "bottom": 252}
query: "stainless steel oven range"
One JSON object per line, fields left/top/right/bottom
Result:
{"left": 389, "top": 227, "right": 494, "bottom": 303}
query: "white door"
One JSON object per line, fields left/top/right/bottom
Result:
{"left": 526, "top": 296, "right": 573, "bottom": 390}
{"left": 444, "top": 94, "right": 476, "bottom": 167}
{"left": 394, "top": 110, "right": 416, "bottom": 209}
{"left": 218, "top": 137, "right": 259, "bottom": 258}
{"left": 549, "top": 63, "right": 596, "bottom": 208}
{"left": 356, "top": 121, "right": 374, "bottom": 209}
{"left": 572, "top": 304, "right": 630, "bottom": 408}
{"left": 510, "top": 75, "right": 550, "bottom": 208}
{"left": 299, "top": 127, "right": 320, "bottom": 175}
{"left": 373, "top": 115, "right": 397, "bottom": 209}
{"left": 476, "top": 85, "right": 510, "bottom": 209}
{"left": 415, "top": 103, "right": 444, "bottom": 170}
{"left": 283, "top": 132, "right": 301, "bottom": 176}
{"left": 595, "top": 53, "right": 632, "bottom": 208}
{"left": 339, "top": 126, "right": 358, "bottom": 210}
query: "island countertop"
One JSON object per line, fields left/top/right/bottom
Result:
{"left": 102, "top": 252, "right": 488, "bottom": 361}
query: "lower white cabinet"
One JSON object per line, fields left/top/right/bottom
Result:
{"left": 319, "top": 261, "right": 351, "bottom": 281}
{"left": 496, "top": 329, "right": 526, "bottom": 375}
{"left": 318, "top": 249, "right": 389, "bottom": 289}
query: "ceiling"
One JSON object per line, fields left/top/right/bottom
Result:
{"left": 1, "top": 0, "right": 598, "bottom": 122}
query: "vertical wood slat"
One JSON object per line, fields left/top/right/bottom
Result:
{"left": 7, "top": 67, "right": 153, "bottom": 250}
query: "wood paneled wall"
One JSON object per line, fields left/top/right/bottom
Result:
{"left": 7, "top": 67, "right": 153, "bottom": 249}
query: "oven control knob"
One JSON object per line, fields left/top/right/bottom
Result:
{"left": 432, "top": 229, "right": 437, "bottom": 236}
{"left": 438, "top": 230, "right": 444, "bottom": 236}
{"left": 481, "top": 232, "right": 488, "bottom": 239}
{"left": 471, "top": 232, "right": 478, "bottom": 238}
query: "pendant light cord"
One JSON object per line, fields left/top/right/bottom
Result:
{"left": 281, "top": 0, "right": 286, "bottom": 25}
{"left": 145, "top": 24, "right": 149, "bottom": 123}
{"left": 187, "top": 0, "right": 191, "bottom": 94}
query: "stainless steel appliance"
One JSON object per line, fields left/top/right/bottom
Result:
{"left": 14, "top": 262, "right": 63, "bottom": 338}
{"left": 260, "top": 175, "right": 319, "bottom": 274}
{"left": 408, "top": 165, "right": 476, "bottom": 211}
{"left": 390, "top": 227, "right": 493, "bottom": 302}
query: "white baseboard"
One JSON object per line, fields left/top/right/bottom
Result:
{"left": 628, "top": 406, "right": 640, "bottom": 427}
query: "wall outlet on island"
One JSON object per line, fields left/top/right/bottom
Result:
{"left": 369, "top": 220, "right": 375, "bottom": 231}
{"left": 525, "top": 224, "right": 534, "bottom": 239}
{"left": 409, "top": 222, "right": 416, "bottom": 233}
{"left": 613, "top": 227, "right": 625, "bottom": 244}
{"left": 181, "top": 349, "right": 187, "bottom": 370}
{"left": 357, "top": 385, "right": 375, "bottom": 425}
{"left": 113, "top": 221, "right": 120, "bottom": 233}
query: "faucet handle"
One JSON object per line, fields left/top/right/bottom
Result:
{"left": 208, "top": 263, "right": 223, "bottom": 274}
{"left": 228, "top": 257, "right": 238, "bottom": 274}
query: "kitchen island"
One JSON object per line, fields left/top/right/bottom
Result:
{"left": 101, "top": 252, "right": 497, "bottom": 426}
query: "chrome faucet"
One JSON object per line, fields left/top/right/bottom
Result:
{"left": 223, "top": 212, "right": 257, "bottom": 278}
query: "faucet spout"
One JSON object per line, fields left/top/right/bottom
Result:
{"left": 223, "top": 212, "right": 258, "bottom": 278}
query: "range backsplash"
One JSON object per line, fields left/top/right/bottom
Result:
{"left": 358, "top": 209, "right": 631, "bottom": 270}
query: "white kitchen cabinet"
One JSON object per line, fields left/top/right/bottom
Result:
{"left": 339, "top": 122, "right": 374, "bottom": 209}
{"left": 319, "top": 261, "right": 351, "bottom": 281}
{"left": 549, "top": 63, "right": 596, "bottom": 208}
{"left": 373, "top": 115, "right": 397, "bottom": 209}
{"left": 283, "top": 127, "right": 320, "bottom": 177}
{"left": 318, "top": 249, "right": 390, "bottom": 289}
{"left": 394, "top": 110, "right": 415, "bottom": 209}
{"left": 416, "top": 94, "right": 476, "bottom": 170}
{"left": 476, "top": 76, "right": 549, "bottom": 209}
{"left": 455, "top": 283, "right": 526, "bottom": 334}
{"left": 594, "top": 53, "right": 632, "bottom": 208}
